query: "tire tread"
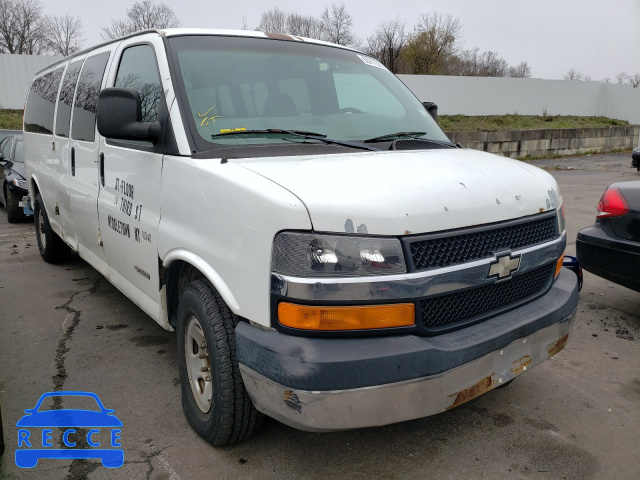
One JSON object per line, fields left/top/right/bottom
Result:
{"left": 178, "top": 280, "right": 263, "bottom": 446}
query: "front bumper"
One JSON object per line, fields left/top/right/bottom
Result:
{"left": 236, "top": 269, "right": 578, "bottom": 431}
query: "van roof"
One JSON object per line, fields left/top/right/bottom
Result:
{"left": 35, "top": 28, "right": 355, "bottom": 75}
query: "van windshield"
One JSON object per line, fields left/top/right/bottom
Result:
{"left": 167, "top": 35, "right": 450, "bottom": 151}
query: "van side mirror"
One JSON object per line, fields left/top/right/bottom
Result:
{"left": 422, "top": 101, "right": 438, "bottom": 122}
{"left": 97, "top": 88, "right": 161, "bottom": 144}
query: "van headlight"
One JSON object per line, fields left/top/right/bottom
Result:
{"left": 272, "top": 232, "right": 406, "bottom": 277}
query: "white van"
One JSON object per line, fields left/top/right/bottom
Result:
{"left": 24, "top": 29, "right": 579, "bottom": 445}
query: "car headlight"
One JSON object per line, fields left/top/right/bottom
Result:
{"left": 272, "top": 232, "right": 406, "bottom": 277}
{"left": 13, "top": 178, "right": 27, "bottom": 189}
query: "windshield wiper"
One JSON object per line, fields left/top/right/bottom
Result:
{"left": 363, "top": 132, "right": 427, "bottom": 143}
{"left": 212, "top": 129, "right": 327, "bottom": 139}
{"left": 212, "top": 129, "right": 380, "bottom": 152}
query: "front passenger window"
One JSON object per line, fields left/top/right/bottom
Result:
{"left": 115, "top": 45, "right": 162, "bottom": 123}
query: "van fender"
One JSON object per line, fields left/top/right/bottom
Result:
{"left": 162, "top": 249, "right": 240, "bottom": 312}
{"left": 28, "top": 174, "right": 41, "bottom": 207}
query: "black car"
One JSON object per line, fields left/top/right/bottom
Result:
{"left": 0, "top": 130, "right": 28, "bottom": 223}
{"left": 577, "top": 181, "right": 640, "bottom": 292}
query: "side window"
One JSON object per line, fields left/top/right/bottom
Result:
{"left": 55, "top": 60, "right": 83, "bottom": 138}
{"left": 24, "top": 68, "right": 64, "bottom": 134}
{"left": 115, "top": 45, "right": 162, "bottom": 123}
{"left": 71, "top": 52, "right": 110, "bottom": 142}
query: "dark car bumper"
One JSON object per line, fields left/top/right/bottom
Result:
{"left": 577, "top": 223, "right": 640, "bottom": 292}
{"left": 236, "top": 269, "right": 578, "bottom": 431}
{"left": 632, "top": 148, "right": 640, "bottom": 169}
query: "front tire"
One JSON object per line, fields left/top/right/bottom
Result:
{"left": 6, "top": 189, "right": 25, "bottom": 223}
{"left": 34, "top": 193, "right": 70, "bottom": 263}
{"left": 176, "top": 280, "right": 263, "bottom": 446}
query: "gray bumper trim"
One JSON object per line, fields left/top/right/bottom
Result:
{"left": 240, "top": 311, "right": 576, "bottom": 432}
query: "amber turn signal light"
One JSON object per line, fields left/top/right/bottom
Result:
{"left": 278, "top": 302, "right": 415, "bottom": 331}
{"left": 554, "top": 253, "right": 565, "bottom": 278}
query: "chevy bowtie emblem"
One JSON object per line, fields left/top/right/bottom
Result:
{"left": 488, "top": 252, "right": 521, "bottom": 280}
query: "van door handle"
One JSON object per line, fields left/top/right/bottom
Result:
{"left": 99, "top": 153, "right": 105, "bottom": 187}
{"left": 71, "top": 147, "right": 75, "bottom": 176}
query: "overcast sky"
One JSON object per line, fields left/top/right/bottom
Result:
{"left": 41, "top": 0, "right": 640, "bottom": 81}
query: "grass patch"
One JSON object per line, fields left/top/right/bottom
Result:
{"left": 0, "top": 109, "right": 23, "bottom": 130}
{"left": 439, "top": 114, "right": 629, "bottom": 132}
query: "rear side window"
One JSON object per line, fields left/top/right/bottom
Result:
{"left": 114, "top": 45, "right": 162, "bottom": 123}
{"left": 71, "top": 52, "right": 110, "bottom": 142}
{"left": 55, "top": 60, "right": 83, "bottom": 138}
{"left": 24, "top": 68, "right": 64, "bottom": 134}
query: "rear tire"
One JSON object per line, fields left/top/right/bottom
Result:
{"left": 177, "top": 280, "right": 263, "bottom": 446}
{"left": 6, "top": 189, "right": 25, "bottom": 223}
{"left": 34, "top": 193, "right": 70, "bottom": 263}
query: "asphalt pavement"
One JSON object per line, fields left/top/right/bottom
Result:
{"left": 0, "top": 152, "right": 638, "bottom": 480}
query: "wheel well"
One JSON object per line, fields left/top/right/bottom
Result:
{"left": 164, "top": 260, "right": 206, "bottom": 329}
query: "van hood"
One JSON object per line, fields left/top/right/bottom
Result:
{"left": 232, "top": 149, "right": 561, "bottom": 236}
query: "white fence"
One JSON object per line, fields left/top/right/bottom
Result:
{"left": 1, "top": 54, "right": 639, "bottom": 125}
{"left": 398, "top": 74, "right": 640, "bottom": 125}
{"left": 0, "top": 54, "right": 62, "bottom": 109}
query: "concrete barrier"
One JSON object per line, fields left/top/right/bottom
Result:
{"left": 446, "top": 125, "right": 640, "bottom": 159}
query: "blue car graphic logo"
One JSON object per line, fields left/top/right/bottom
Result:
{"left": 15, "top": 391, "right": 123, "bottom": 468}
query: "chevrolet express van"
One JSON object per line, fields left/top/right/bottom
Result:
{"left": 24, "top": 29, "right": 579, "bottom": 446}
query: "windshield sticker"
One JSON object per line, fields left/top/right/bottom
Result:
{"left": 220, "top": 128, "right": 246, "bottom": 134}
{"left": 197, "top": 107, "right": 223, "bottom": 127}
{"left": 356, "top": 54, "right": 386, "bottom": 70}
{"left": 319, "top": 62, "right": 329, "bottom": 72}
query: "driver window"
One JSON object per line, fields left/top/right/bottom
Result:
{"left": 115, "top": 45, "right": 162, "bottom": 123}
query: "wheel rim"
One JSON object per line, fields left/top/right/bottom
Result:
{"left": 184, "top": 316, "right": 212, "bottom": 413}
{"left": 37, "top": 208, "right": 46, "bottom": 249}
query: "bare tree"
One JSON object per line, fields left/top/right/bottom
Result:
{"left": 0, "top": 0, "right": 45, "bottom": 54}
{"left": 602, "top": 77, "right": 612, "bottom": 83}
{"left": 508, "top": 61, "right": 531, "bottom": 78}
{"left": 476, "top": 51, "right": 508, "bottom": 77}
{"left": 286, "top": 13, "right": 325, "bottom": 40}
{"left": 102, "top": 0, "right": 179, "bottom": 40}
{"left": 41, "top": 15, "right": 83, "bottom": 56}
{"left": 615, "top": 71, "right": 628, "bottom": 84}
{"left": 365, "top": 18, "right": 406, "bottom": 73}
{"left": 628, "top": 73, "right": 640, "bottom": 88}
{"left": 564, "top": 68, "right": 584, "bottom": 81}
{"left": 256, "top": 7, "right": 287, "bottom": 33}
{"left": 451, "top": 48, "right": 481, "bottom": 76}
{"left": 321, "top": 3, "right": 357, "bottom": 47}
{"left": 400, "top": 13, "right": 462, "bottom": 74}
